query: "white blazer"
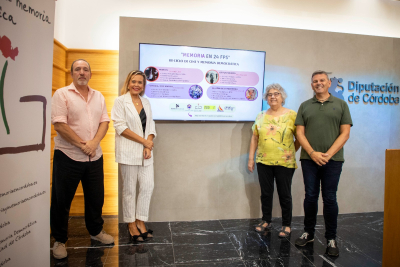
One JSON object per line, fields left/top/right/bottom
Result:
{"left": 111, "top": 93, "right": 156, "bottom": 166}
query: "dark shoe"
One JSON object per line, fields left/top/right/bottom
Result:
{"left": 255, "top": 221, "right": 271, "bottom": 232}
{"left": 127, "top": 224, "right": 145, "bottom": 243}
{"left": 295, "top": 232, "right": 314, "bottom": 246}
{"left": 326, "top": 239, "right": 339, "bottom": 257}
{"left": 136, "top": 224, "right": 153, "bottom": 239}
{"left": 278, "top": 226, "right": 291, "bottom": 238}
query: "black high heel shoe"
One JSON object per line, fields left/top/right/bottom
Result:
{"left": 127, "top": 224, "right": 145, "bottom": 243}
{"left": 136, "top": 224, "right": 153, "bottom": 239}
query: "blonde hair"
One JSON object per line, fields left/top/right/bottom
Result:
{"left": 120, "top": 70, "right": 147, "bottom": 95}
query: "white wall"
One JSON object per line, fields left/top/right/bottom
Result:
{"left": 119, "top": 17, "right": 400, "bottom": 221}
{"left": 54, "top": 0, "right": 400, "bottom": 50}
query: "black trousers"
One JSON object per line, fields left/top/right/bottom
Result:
{"left": 257, "top": 163, "right": 295, "bottom": 226}
{"left": 50, "top": 150, "right": 105, "bottom": 243}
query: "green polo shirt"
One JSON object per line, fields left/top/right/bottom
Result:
{"left": 295, "top": 94, "right": 353, "bottom": 161}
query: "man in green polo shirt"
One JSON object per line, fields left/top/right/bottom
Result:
{"left": 294, "top": 70, "right": 353, "bottom": 257}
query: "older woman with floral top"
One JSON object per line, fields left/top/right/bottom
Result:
{"left": 248, "top": 83, "right": 300, "bottom": 237}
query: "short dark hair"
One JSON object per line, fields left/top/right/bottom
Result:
{"left": 70, "top": 59, "right": 91, "bottom": 73}
{"left": 311, "top": 70, "right": 329, "bottom": 82}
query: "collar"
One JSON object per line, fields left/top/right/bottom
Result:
{"left": 312, "top": 93, "right": 333, "bottom": 103}
{"left": 124, "top": 92, "right": 146, "bottom": 104}
{"left": 67, "top": 82, "right": 93, "bottom": 95}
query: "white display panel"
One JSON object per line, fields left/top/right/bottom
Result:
{"left": 0, "top": 0, "right": 54, "bottom": 266}
{"left": 139, "top": 44, "right": 265, "bottom": 121}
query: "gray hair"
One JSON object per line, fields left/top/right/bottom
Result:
{"left": 263, "top": 83, "right": 288, "bottom": 105}
{"left": 311, "top": 70, "right": 329, "bottom": 82}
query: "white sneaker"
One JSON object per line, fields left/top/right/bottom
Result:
{"left": 90, "top": 230, "right": 114, "bottom": 244}
{"left": 52, "top": 242, "right": 67, "bottom": 259}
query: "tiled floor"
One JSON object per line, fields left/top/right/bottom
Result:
{"left": 50, "top": 212, "right": 383, "bottom": 266}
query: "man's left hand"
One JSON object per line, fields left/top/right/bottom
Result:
{"left": 80, "top": 140, "right": 99, "bottom": 156}
{"left": 89, "top": 150, "right": 96, "bottom": 159}
{"left": 322, "top": 153, "right": 332, "bottom": 161}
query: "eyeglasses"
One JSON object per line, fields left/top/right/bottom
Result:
{"left": 267, "top": 92, "right": 281, "bottom": 97}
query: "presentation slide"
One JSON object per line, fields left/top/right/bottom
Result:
{"left": 139, "top": 44, "right": 265, "bottom": 121}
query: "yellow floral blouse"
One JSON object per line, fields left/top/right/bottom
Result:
{"left": 252, "top": 110, "right": 297, "bottom": 169}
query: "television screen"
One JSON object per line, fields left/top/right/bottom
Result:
{"left": 139, "top": 43, "right": 266, "bottom": 121}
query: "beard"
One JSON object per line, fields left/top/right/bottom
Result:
{"left": 77, "top": 79, "right": 88, "bottom": 86}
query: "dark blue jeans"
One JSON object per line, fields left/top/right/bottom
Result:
{"left": 301, "top": 159, "right": 343, "bottom": 240}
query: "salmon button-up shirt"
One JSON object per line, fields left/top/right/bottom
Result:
{"left": 51, "top": 83, "right": 110, "bottom": 162}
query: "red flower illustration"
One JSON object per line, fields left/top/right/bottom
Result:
{"left": 0, "top": 35, "right": 19, "bottom": 61}
{"left": 1, "top": 35, "right": 19, "bottom": 135}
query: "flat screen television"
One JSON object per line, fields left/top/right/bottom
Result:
{"left": 139, "top": 43, "right": 266, "bottom": 121}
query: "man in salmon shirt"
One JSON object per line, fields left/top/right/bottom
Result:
{"left": 50, "top": 59, "right": 114, "bottom": 259}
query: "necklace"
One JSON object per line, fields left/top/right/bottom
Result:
{"left": 131, "top": 97, "right": 141, "bottom": 106}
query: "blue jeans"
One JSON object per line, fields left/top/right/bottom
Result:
{"left": 301, "top": 159, "right": 343, "bottom": 240}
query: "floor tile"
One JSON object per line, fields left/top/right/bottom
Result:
{"left": 175, "top": 259, "right": 246, "bottom": 266}
{"left": 227, "top": 230, "right": 302, "bottom": 261}
{"left": 51, "top": 247, "right": 108, "bottom": 267}
{"left": 244, "top": 254, "right": 316, "bottom": 267}
{"left": 310, "top": 253, "right": 381, "bottom": 267}
{"left": 50, "top": 212, "right": 384, "bottom": 267}
{"left": 336, "top": 225, "right": 382, "bottom": 264}
{"left": 171, "top": 220, "right": 225, "bottom": 234}
{"left": 57, "top": 237, "right": 117, "bottom": 249}
{"left": 173, "top": 232, "right": 232, "bottom": 245}
{"left": 219, "top": 219, "right": 261, "bottom": 232}
{"left": 173, "top": 243, "right": 240, "bottom": 264}
{"left": 105, "top": 243, "right": 175, "bottom": 266}
{"left": 336, "top": 212, "right": 384, "bottom": 227}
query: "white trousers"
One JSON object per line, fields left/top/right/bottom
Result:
{"left": 120, "top": 164, "right": 154, "bottom": 222}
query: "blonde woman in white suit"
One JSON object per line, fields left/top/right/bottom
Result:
{"left": 111, "top": 70, "right": 156, "bottom": 242}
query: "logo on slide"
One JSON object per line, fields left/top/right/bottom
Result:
{"left": 217, "top": 106, "right": 224, "bottom": 112}
{"left": 169, "top": 103, "right": 184, "bottom": 111}
{"left": 0, "top": 35, "right": 47, "bottom": 155}
{"left": 329, "top": 77, "right": 344, "bottom": 100}
{"left": 223, "top": 106, "right": 236, "bottom": 112}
